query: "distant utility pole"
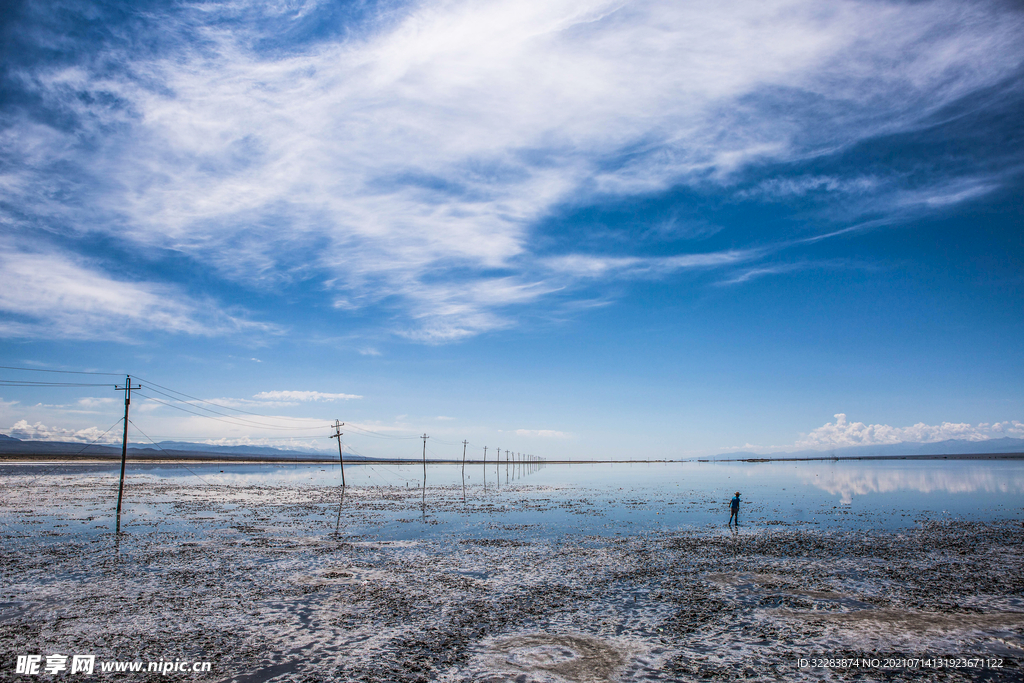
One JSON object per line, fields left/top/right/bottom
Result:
{"left": 462, "top": 440, "right": 468, "bottom": 473}
{"left": 331, "top": 420, "right": 346, "bottom": 487}
{"left": 461, "top": 440, "right": 469, "bottom": 502}
{"left": 114, "top": 374, "right": 140, "bottom": 534}
{"left": 483, "top": 445, "right": 487, "bottom": 468}
{"left": 421, "top": 433, "right": 429, "bottom": 484}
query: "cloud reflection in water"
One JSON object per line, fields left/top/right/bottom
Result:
{"left": 800, "top": 465, "right": 1024, "bottom": 504}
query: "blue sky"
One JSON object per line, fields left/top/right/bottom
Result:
{"left": 0, "top": 0, "right": 1022, "bottom": 459}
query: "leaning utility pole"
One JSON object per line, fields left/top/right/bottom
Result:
{"left": 331, "top": 420, "right": 346, "bottom": 487}
{"left": 114, "top": 374, "right": 140, "bottom": 534}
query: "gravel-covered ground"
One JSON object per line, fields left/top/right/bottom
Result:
{"left": 1, "top": 474, "right": 1022, "bottom": 682}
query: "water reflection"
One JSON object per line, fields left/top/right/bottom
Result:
{"left": 334, "top": 486, "right": 346, "bottom": 537}
{"left": 2, "top": 459, "right": 1021, "bottom": 539}
{"left": 801, "top": 464, "right": 1024, "bottom": 504}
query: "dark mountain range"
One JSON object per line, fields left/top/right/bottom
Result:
{"left": 0, "top": 435, "right": 374, "bottom": 461}
{"left": 153, "top": 441, "right": 323, "bottom": 456}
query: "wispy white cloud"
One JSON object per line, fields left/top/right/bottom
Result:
{"left": 717, "top": 264, "right": 804, "bottom": 286}
{"left": 738, "top": 175, "right": 882, "bottom": 200}
{"left": 515, "top": 428, "right": 570, "bottom": 438}
{"left": 76, "top": 397, "right": 118, "bottom": 410}
{"left": 3, "top": 0, "right": 1021, "bottom": 340}
{"left": 251, "top": 390, "right": 362, "bottom": 402}
{"left": 0, "top": 246, "right": 275, "bottom": 340}
{"left": 716, "top": 258, "right": 866, "bottom": 286}
{"left": 543, "top": 251, "right": 755, "bottom": 280}
{"left": 797, "top": 413, "right": 1024, "bottom": 449}
{"left": 895, "top": 177, "right": 1001, "bottom": 209}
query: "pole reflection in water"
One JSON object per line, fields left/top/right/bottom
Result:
{"left": 334, "top": 485, "right": 345, "bottom": 538}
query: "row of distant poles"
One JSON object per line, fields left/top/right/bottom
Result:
{"left": 326, "top": 419, "right": 544, "bottom": 491}
{"left": 422, "top": 434, "right": 543, "bottom": 492}
{"left": 111, "top": 375, "right": 543, "bottom": 531}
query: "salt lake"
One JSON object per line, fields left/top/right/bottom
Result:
{"left": 2, "top": 458, "right": 1021, "bottom": 540}
{"left": 2, "top": 458, "right": 1022, "bottom": 682}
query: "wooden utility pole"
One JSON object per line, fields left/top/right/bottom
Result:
{"left": 114, "top": 375, "right": 140, "bottom": 534}
{"left": 421, "top": 433, "right": 429, "bottom": 484}
{"left": 461, "top": 440, "right": 468, "bottom": 502}
{"left": 331, "top": 420, "right": 346, "bottom": 487}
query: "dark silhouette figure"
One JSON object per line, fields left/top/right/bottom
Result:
{"left": 728, "top": 491, "right": 741, "bottom": 526}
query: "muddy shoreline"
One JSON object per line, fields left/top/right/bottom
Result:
{"left": 1, "top": 479, "right": 1022, "bottom": 682}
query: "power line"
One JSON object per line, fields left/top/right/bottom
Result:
{"left": 343, "top": 424, "right": 419, "bottom": 440}
{"left": 134, "top": 391, "right": 332, "bottom": 431}
{"left": 2, "top": 370, "right": 529, "bottom": 464}
{"left": 127, "top": 419, "right": 215, "bottom": 487}
{"left": 23, "top": 417, "right": 126, "bottom": 486}
{"left": 430, "top": 436, "right": 464, "bottom": 446}
{"left": 138, "top": 384, "right": 327, "bottom": 430}
{"left": 0, "top": 380, "right": 115, "bottom": 387}
{"left": 133, "top": 375, "right": 318, "bottom": 420}
{"left": 0, "top": 365, "right": 122, "bottom": 376}
{"left": 2, "top": 368, "right": 423, "bottom": 441}
{"left": 114, "top": 434, "right": 329, "bottom": 441}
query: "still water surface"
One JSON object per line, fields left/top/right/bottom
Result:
{"left": 2, "top": 458, "right": 1021, "bottom": 541}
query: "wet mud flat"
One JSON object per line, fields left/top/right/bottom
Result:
{"left": 1, "top": 478, "right": 1023, "bottom": 682}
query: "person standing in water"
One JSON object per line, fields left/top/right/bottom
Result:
{"left": 728, "top": 491, "right": 741, "bottom": 526}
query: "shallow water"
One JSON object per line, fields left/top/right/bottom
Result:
{"left": 2, "top": 459, "right": 1022, "bottom": 682}
{"left": 1, "top": 458, "right": 1021, "bottom": 541}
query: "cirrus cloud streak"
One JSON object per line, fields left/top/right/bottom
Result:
{"left": 2, "top": 0, "right": 1022, "bottom": 340}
